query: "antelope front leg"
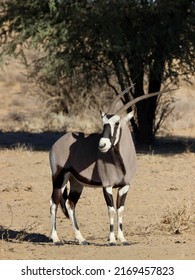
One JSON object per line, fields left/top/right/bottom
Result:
{"left": 117, "top": 185, "right": 130, "bottom": 245}
{"left": 103, "top": 186, "right": 116, "bottom": 245}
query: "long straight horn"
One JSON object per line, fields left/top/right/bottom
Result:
{"left": 116, "top": 88, "right": 177, "bottom": 115}
{"left": 108, "top": 84, "right": 135, "bottom": 114}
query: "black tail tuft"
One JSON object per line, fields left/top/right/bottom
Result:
{"left": 60, "top": 186, "right": 69, "bottom": 219}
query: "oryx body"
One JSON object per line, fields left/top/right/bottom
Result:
{"left": 49, "top": 86, "right": 172, "bottom": 245}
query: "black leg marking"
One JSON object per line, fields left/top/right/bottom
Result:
{"left": 116, "top": 185, "right": 130, "bottom": 245}
{"left": 103, "top": 187, "right": 114, "bottom": 207}
{"left": 65, "top": 178, "right": 86, "bottom": 245}
{"left": 68, "top": 190, "right": 82, "bottom": 207}
{"left": 67, "top": 189, "right": 83, "bottom": 230}
{"left": 103, "top": 187, "right": 116, "bottom": 245}
{"left": 60, "top": 187, "right": 69, "bottom": 218}
{"left": 110, "top": 224, "right": 114, "bottom": 233}
{"left": 117, "top": 186, "right": 128, "bottom": 209}
{"left": 52, "top": 188, "right": 63, "bottom": 205}
{"left": 52, "top": 166, "right": 66, "bottom": 189}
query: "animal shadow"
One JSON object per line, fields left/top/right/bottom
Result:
{"left": 0, "top": 226, "right": 51, "bottom": 244}
{"left": 0, "top": 227, "right": 138, "bottom": 247}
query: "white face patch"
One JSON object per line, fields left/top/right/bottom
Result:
{"left": 99, "top": 114, "right": 121, "bottom": 152}
{"left": 102, "top": 114, "right": 121, "bottom": 136}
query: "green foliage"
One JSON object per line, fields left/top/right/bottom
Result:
{"left": 1, "top": 0, "right": 193, "bottom": 86}
{"left": 0, "top": 0, "right": 195, "bottom": 143}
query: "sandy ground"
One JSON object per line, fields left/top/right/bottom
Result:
{"left": 0, "top": 60, "right": 195, "bottom": 260}
{"left": 0, "top": 146, "right": 195, "bottom": 260}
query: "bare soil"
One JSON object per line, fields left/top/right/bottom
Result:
{"left": 0, "top": 60, "right": 195, "bottom": 260}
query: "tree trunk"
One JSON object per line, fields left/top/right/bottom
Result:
{"left": 115, "top": 54, "right": 165, "bottom": 145}
{"left": 132, "top": 59, "right": 165, "bottom": 145}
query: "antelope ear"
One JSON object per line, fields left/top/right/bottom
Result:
{"left": 124, "top": 111, "right": 134, "bottom": 123}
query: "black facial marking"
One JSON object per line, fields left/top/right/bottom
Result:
{"left": 102, "top": 123, "right": 111, "bottom": 139}
{"left": 101, "top": 115, "right": 120, "bottom": 147}
{"left": 110, "top": 123, "right": 120, "bottom": 146}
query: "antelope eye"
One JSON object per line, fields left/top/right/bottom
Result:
{"left": 115, "top": 121, "right": 119, "bottom": 126}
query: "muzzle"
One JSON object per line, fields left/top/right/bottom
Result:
{"left": 98, "top": 137, "right": 112, "bottom": 153}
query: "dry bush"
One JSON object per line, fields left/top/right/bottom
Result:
{"left": 0, "top": 54, "right": 114, "bottom": 133}
{"left": 155, "top": 92, "right": 176, "bottom": 135}
{"left": 158, "top": 77, "right": 195, "bottom": 137}
{"left": 0, "top": 203, "right": 37, "bottom": 244}
{"left": 159, "top": 206, "right": 191, "bottom": 234}
{"left": 130, "top": 204, "right": 195, "bottom": 238}
{"left": 42, "top": 84, "right": 114, "bottom": 133}
{"left": 182, "top": 138, "right": 194, "bottom": 154}
{"left": 155, "top": 201, "right": 195, "bottom": 235}
{"left": 14, "top": 222, "right": 38, "bottom": 242}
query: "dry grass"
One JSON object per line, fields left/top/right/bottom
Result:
{"left": 10, "top": 143, "right": 34, "bottom": 152}
{"left": 0, "top": 57, "right": 113, "bottom": 133}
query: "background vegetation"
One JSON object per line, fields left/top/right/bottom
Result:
{"left": 0, "top": 0, "right": 195, "bottom": 144}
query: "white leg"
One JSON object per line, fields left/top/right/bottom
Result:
{"left": 117, "top": 185, "right": 130, "bottom": 245}
{"left": 108, "top": 206, "right": 116, "bottom": 244}
{"left": 50, "top": 198, "right": 60, "bottom": 243}
{"left": 65, "top": 179, "right": 87, "bottom": 245}
{"left": 103, "top": 187, "right": 116, "bottom": 245}
{"left": 117, "top": 206, "right": 128, "bottom": 243}
{"left": 65, "top": 199, "right": 87, "bottom": 245}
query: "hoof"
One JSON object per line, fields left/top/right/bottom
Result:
{"left": 109, "top": 242, "right": 117, "bottom": 246}
{"left": 122, "top": 241, "right": 130, "bottom": 246}
{"left": 54, "top": 241, "right": 63, "bottom": 246}
{"left": 80, "top": 240, "right": 89, "bottom": 245}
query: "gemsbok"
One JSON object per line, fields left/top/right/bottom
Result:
{"left": 49, "top": 86, "right": 173, "bottom": 245}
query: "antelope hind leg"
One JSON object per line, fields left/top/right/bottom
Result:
{"left": 50, "top": 188, "right": 62, "bottom": 244}
{"left": 66, "top": 178, "right": 87, "bottom": 245}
